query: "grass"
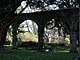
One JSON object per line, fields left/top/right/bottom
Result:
{"left": 0, "top": 46, "right": 79, "bottom": 60}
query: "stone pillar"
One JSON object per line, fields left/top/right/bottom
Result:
{"left": 12, "top": 25, "right": 18, "bottom": 49}
{"left": 0, "top": 28, "right": 2, "bottom": 49}
{"left": 70, "top": 31, "right": 78, "bottom": 53}
{"left": 38, "top": 25, "right": 44, "bottom": 51}
{"left": 0, "top": 30, "right": 4, "bottom": 50}
{"left": 0, "top": 26, "right": 7, "bottom": 50}
{"left": 0, "top": 23, "right": 3, "bottom": 50}
{"left": 79, "top": 21, "right": 80, "bottom": 47}
{"left": 79, "top": 8, "right": 80, "bottom": 47}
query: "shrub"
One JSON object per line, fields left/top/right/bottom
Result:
{"left": 19, "top": 41, "right": 38, "bottom": 50}
{"left": 4, "top": 41, "right": 11, "bottom": 45}
{"left": 65, "top": 38, "right": 70, "bottom": 46}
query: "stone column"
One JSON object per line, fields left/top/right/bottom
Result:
{"left": 0, "top": 25, "right": 2, "bottom": 49}
{"left": 0, "top": 25, "right": 7, "bottom": 50}
{"left": 38, "top": 25, "right": 44, "bottom": 51}
{"left": 0, "top": 30, "right": 4, "bottom": 50}
{"left": 0, "top": 23, "right": 3, "bottom": 50}
{"left": 79, "top": 7, "right": 80, "bottom": 47}
{"left": 70, "top": 31, "right": 78, "bottom": 53}
{"left": 69, "top": 21, "right": 78, "bottom": 53}
{"left": 12, "top": 25, "right": 18, "bottom": 49}
{"left": 79, "top": 21, "right": 80, "bottom": 47}
{"left": 0, "top": 27, "right": 2, "bottom": 49}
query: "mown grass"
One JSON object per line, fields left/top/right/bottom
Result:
{"left": 0, "top": 46, "right": 79, "bottom": 60}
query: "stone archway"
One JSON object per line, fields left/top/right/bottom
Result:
{"left": 1, "top": 8, "right": 79, "bottom": 52}
{"left": 17, "top": 20, "right": 38, "bottom": 49}
{"left": 6, "top": 25, "right": 13, "bottom": 46}
{"left": 12, "top": 19, "right": 39, "bottom": 49}
{"left": 44, "top": 18, "right": 71, "bottom": 51}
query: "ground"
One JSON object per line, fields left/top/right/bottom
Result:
{"left": 0, "top": 46, "right": 79, "bottom": 60}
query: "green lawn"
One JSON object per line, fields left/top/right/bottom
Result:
{"left": 0, "top": 46, "right": 79, "bottom": 60}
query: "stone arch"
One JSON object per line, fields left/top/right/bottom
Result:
{"left": 0, "top": 23, "right": 10, "bottom": 49}
{"left": 16, "top": 19, "right": 38, "bottom": 28}
{"left": 17, "top": 20, "right": 38, "bottom": 49}
{"left": 43, "top": 18, "right": 70, "bottom": 51}
{"left": 10, "top": 14, "right": 46, "bottom": 50}
{"left": 44, "top": 19, "right": 59, "bottom": 43}
{"left": 18, "top": 20, "right": 38, "bottom": 38}
{"left": 5, "top": 8, "right": 78, "bottom": 51}
{"left": 12, "top": 19, "right": 39, "bottom": 49}
{"left": 6, "top": 25, "right": 13, "bottom": 45}
{"left": 45, "top": 18, "right": 70, "bottom": 35}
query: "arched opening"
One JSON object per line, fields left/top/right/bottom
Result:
{"left": 5, "top": 25, "right": 13, "bottom": 49}
{"left": 44, "top": 19, "right": 70, "bottom": 52}
{"left": 5, "top": 20, "right": 38, "bottom": 50}
{"left": 17, "top": 20, "right": 38, "bottom": 50}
